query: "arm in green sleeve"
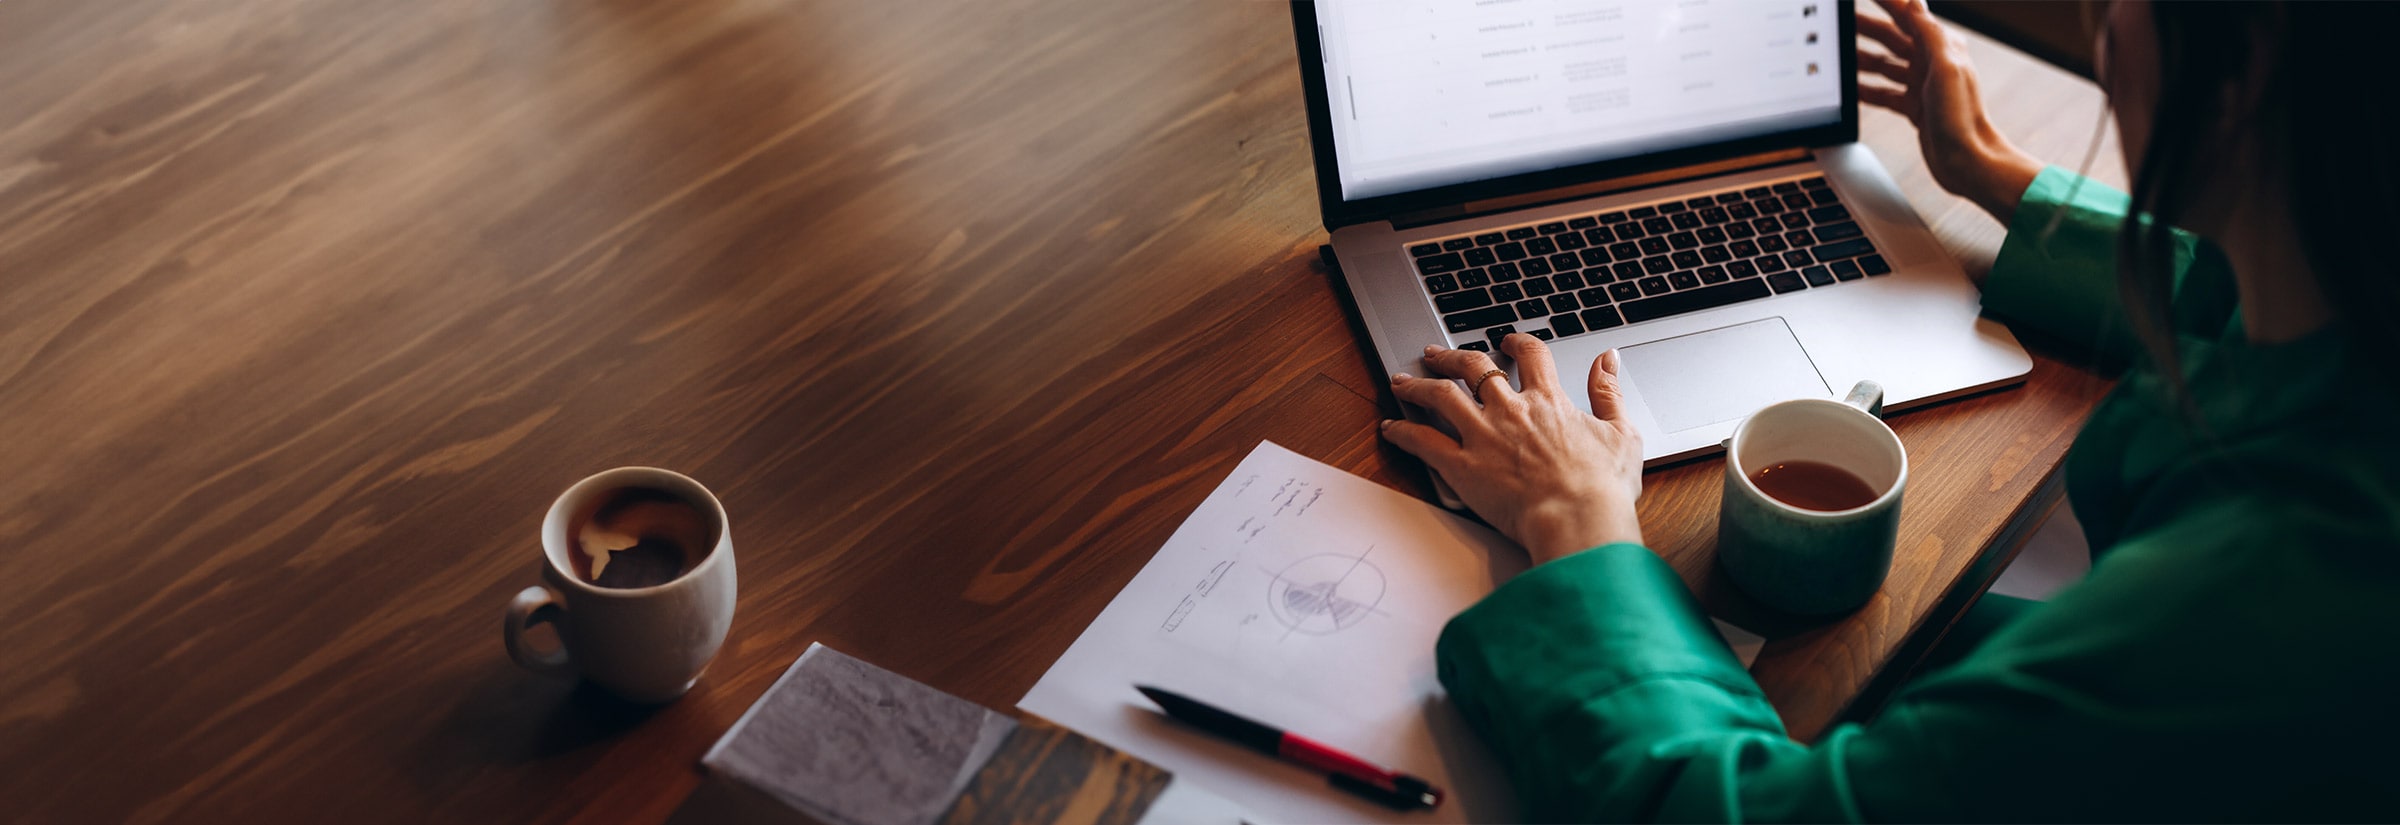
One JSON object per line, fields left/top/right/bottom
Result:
{"left": 1436, "top": 502, "right": 2394, "bottom": 822}
{"left": 1980, "top": 167, "right": 2215, "bottom": 365}
{"left": 1434, "top": 544, "right": 1837, "bottom": 822}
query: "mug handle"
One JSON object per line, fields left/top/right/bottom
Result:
{"left": 1842, "top": 380, "right": 1886, "bottom": 418}
{"left": 504, "top": 586, "right": 575, "bottom": 676}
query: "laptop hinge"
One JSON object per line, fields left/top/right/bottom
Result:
{"left": 1388, "top": 148, "right": 1813, "bottom": 230}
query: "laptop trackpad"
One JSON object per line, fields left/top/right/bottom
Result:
{"left": 1620, "top": 317, "right": 1830, "bottom": 433}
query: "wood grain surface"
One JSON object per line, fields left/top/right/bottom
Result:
{"left": 0, "top": 0, "right": 2120, "bottom": 821}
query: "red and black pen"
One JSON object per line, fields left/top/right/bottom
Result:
{"left": 1135, "top": 685, "right": 1443, "bottom": 812}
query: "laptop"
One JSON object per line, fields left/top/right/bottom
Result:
{"left": 1293, "top": 0, "right": 2031, "bottom": 479}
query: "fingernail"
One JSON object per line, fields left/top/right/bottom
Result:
{"left": 1379, "top": 419, "right": 1395, "bottom": 429}
{"left": 1423, "top": 345, "right": 1441, "bottom": 355}
{"left": 1391, "top": 372, "right": 1412, "bottom": 383}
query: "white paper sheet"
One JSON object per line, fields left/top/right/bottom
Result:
{"left": 1022, "top": 442, "right": 1767, "bottom": 824}
{"left": 1716, "top": 619, "right": 1765, "bottom": 669}
{"left": 1130, "top": 776, "right": 1257, "bottom": 825}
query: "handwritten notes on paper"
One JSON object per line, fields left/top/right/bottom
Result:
{"left": 1017, "top": 442, "right": 1516, "bottom": 823}
{"left": 1021, "top": 441, "right": 1763, "bottom": 824}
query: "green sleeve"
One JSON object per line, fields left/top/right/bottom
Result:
{"left": 1435, "top": 544, "right": 1836, "bottom": 822}
{"left": 1436, "top": 504, "right": 2394, "bottom": 822}
{"left": 1979, "top": 167, "right": 2202, "bottom": 363}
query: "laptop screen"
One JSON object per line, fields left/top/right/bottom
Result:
{"left": 1311, "top": 0, "right": 1846, "bottom": 203}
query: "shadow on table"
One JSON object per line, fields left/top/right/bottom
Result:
{"left": 432, "top": 661, "right": 669, "bottom": 765}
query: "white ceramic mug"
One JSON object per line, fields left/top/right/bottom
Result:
{"left": 503, "top": 467, "right": 737, "bottom": 702}
{"left": 1717, "top": 381, "right": 1907, "bottom": 616}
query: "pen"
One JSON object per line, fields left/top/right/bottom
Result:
{"left": 1134, "top": 685, "right": 1443, "bottom": 812}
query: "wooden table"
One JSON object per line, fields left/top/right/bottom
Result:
{"left": 0, "top": 1, "right": 2120, "bottom": 822}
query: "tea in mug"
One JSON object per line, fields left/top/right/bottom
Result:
{"left": 1748, "top": 460, "right": 1879, "bottom": 512}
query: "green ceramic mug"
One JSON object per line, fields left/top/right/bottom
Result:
{"left": 1717, "top": 381, "right": 1907, "bottom": 616}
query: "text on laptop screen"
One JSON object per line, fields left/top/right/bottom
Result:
{"left": 1316, "top": 0, "right": 1844, "bottom": 202}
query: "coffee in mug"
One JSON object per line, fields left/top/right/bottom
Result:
{"left": 569, "top": 487, "right": 713, "bottom": 589}
{"left": 504, "top": 467, "right": 737, "bottom": 702}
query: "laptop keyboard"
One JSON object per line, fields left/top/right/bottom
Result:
{"left": 1405, "top": 176, "right": 1889, "bottom": 352}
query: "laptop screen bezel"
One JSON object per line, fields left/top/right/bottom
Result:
{"left": 1290, "top": 0, "right": 1859, "bottom": 230}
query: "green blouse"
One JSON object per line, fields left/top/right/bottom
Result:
{"left": 1435, "top": 168, "right": 2400, "bottom": 821}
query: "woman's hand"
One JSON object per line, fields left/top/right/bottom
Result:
{"left": 1380, "top": 334, "right": 1644, "bottom": 566}
{"left": 1858, "top": 0, "right": 2046, "bottom": 224}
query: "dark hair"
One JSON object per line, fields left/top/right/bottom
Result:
{"left": 2117, "top": 2, "right": 2400, "bottom": 394}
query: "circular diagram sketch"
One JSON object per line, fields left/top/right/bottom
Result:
{"left": 1266, "top": 553, "right": 1387, "bottom": 636}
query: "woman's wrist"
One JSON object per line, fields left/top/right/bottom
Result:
{"left": 1965, "top": 130, "right": 2044, "bottom": 224}
{"left": 1516, "top": 497, "right": 1643, "bottom": 565}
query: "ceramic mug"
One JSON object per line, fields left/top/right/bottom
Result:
{"left": 1717, "top": 381, "right": 1907, "bottom": 616}
{"left": 503, "top": 467, "right": 737, "bottom": 702}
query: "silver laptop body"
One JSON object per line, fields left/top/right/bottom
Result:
{"left": 1293, "top": 0, "right": 2030, "bottom": 474}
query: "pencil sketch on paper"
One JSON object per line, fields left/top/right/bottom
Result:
{"left": 1265, "top": 549, "right": 1387, "bottom": 637}
{"left": 1230, "top": 475, "right": 1328, "bottom": 544}
{"left": 1159, "top": 559, "right": 1236, "bottom": 633}
{"left": 1234, "top": 516, "right": 1267, "bottom": 543}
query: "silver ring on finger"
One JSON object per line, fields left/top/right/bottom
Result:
{"left": 1469, "top": 368, "right": 1510, "bottom": 402}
